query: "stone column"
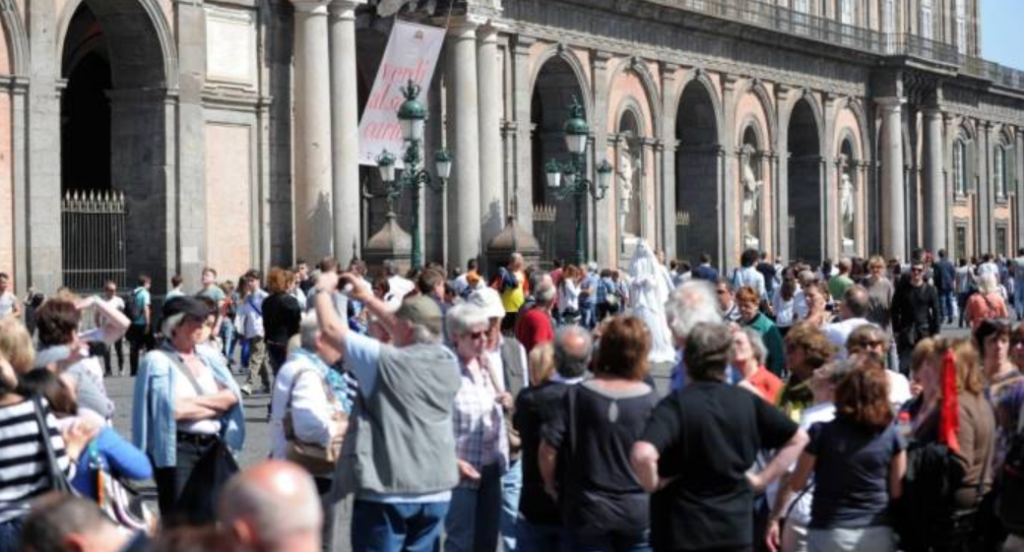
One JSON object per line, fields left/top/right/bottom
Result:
{"left": 822, "top": 93, "right": 838, "bottom": 260}
{"left": 878, "top": 97, "right": 906, "bottom": 260}
{"left": 660, "top": 62, "right": 679, "bottom": 256}
{"left": 775, "top": 85, "right": 793, "bottom": 262}
{"left": 329, "top": 0, "right": 364, "bottom": 264}
{"left": 923, "top": 108, "right": 946, "bottom": 253}
{"left": 292, "top": 0, "right": 334, "bottom": 261}
{"left": 721, "top": 75, "right": 740, "bottom": 270}
{"left": 447, "top": 20, "right": 482, "bottom": 268}
{"left": 592, "top": 51, "right": 613, "bottom": 267}
{"left": 978, "top": 122, "right": 992, "bottom": 253}
{"left": 478, "top": 25, "right": 504, "bottom": 246}
{"left": 511, "top": 36, "right": 534, "bottom": 229}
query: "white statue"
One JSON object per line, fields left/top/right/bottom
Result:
{"left": 628, "top": 240, "right": 677, "bottom": 364}
{"left": 840, "top": 171, "right": 855, "bottom": 241}
{"left": 741, "top": 157, "right": 762, "bottom": 244}
{"left": 617, "top": 147, "right": 634, "bottom": 213}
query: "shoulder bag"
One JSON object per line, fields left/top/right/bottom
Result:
{"left": 283, "top": 368, "right": 348, "bottom": 475}
{"left": 88, "top": 442, "right": 153, "bottom": 532}
{"left": 30, "top": 395, "right": 71, "bottom": 494}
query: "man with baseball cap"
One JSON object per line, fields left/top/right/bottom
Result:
{"left": 313, "top": 271, "right": 461, "bottom": 552}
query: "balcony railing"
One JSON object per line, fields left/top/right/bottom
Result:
{"left": 649, "top": 0, "right": 1024, "bottom": 92}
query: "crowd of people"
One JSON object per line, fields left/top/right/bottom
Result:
{"left": 0, "top": 243, "right": 1022, "bottom": 552}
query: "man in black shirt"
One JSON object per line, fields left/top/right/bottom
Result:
{"left": 513, "top": 326, "right": 591, "bottom": 550}
{"left": 631, "top": 322, "right": 808, "bottom": 552}
{"left": 756, "top": 252, "right": 777, "bottom": 297}
{"left": 891, "top": 259, "right": 941, "bottom": 374}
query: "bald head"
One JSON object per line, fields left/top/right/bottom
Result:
{"left": 555, "top": 325, "right": 592, "bottom": 378}
{"left": 219, "top": 460, "right": 322, "bottom": 552}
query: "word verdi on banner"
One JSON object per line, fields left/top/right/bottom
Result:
{"left": 359, "top": 20, "right": 446, "bottom": 167}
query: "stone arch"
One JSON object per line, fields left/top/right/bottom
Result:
{"left": 529, "top": 44, "right": 593, "bottom": 124}
{"left": 0, "top": 2, "right": 29, "bottom": 75}
{"left": 675, "top": 74, "right": 722, "bottom": 265}
{"left": 531, "top": 52, "right": 592, "bottom": 263}
{"left": 788, "top": 96, "right": 824, "bottom": 264}
{"left": 674, "top": 68, "right": 725, "bottom": 146}
{"left": 842, "top": 97, "right": 871, "bottom": 163}
{"left": 606, "top": 56, "right": 661, "bottom": 138}
{"left": 57, "top": 0, "right": 178, "bottom": 89}
{"left": 733, "top": 79, "right": 777, "bottom": 151}
{"left": 738, "top": 115, "right": 767, "bottom": 152}
{"left": 59, "top": 0, "right": 175, "bottom": 291}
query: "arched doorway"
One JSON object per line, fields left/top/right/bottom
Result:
{"left": 531, "top": 57, "right": 588, "bottom": 264}
{"left": 60, "top": 0, "right": 170, "bottom": 291}
{"left": 787, "top": 98, "right": 822, "bottom": 264}
{"left": 675, "top": 79, "right": 720, "bottom": 266}
{"left": 740, "top": 124, "right": 766, "bottom": 252}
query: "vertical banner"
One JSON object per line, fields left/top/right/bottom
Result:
{"left": 359, "top": 20, "right": 446, "bottom": 167}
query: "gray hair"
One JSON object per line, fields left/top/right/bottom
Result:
{"left": 665, "top": 280, "right": 722, "bottom": 344}
{"left": 684, "top": 322, "right": 734, "bottom": 383}
{"left": 445, "top": 303, "right": 489, "bottom": 338}
{"left": 554, "top": 325, "right": 593, "bottom": 378}
{"left": 740, "top": 327, "right": 767, "bottom": 365}
{"left": 21, "top": 494, "right": 114, "bottom": 552}
{"left": 532, "top": 272, "right": 556, "bottom": 305}
{"left": 299, "top": 312, "right": 321, "bottom": 352}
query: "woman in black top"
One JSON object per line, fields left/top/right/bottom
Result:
{"left": 261, "top": 267, "right": 302, "bottom": 376}
{"left": 539, "top": 316, "right": 657, "bottom": 552}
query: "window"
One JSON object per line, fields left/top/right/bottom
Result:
{"left": 956, "top": 0, "right": 967, "bottom": 54}
{"left": 955, "top": 225, "right": 968, "bottom": 260}
{"left": 997, "top": 226, "right": 1009, "bottom": 258}
{"left": 995, "top": 146, "right": 1007, "bottom": 199}
{"left": 954, "top": 140, "right": 967, "bottom": 196}
{"left": 882, "top": 0, "right": 896, "bottom": 52}
{"left": 920, "top": 0, "right": 934, "bottom": 40}
{"left": 839, "top": 0, "right": 854, "bottom": 25}
{"left": 793, "top": 0, "right": 809, "bottom": 13}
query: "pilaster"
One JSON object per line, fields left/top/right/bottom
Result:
{"left": 592, "top": 50, "right": 613, "bottom": 267}
{"left": 659, "top": 62, "right": 678, "bottom": 257}
{"left": 511, "top": 35, "right": 535, "bottom": 230}
{"left": 775, "top": 84, "right": 793, "bottom": 262}
{"left": 721, "top": 74, "right": 740, "bottom": 270}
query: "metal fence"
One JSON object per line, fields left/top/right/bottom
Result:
{"left": 61, "top": 190, "right": 128, "bottom": 293}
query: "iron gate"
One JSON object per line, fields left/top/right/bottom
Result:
{"left": 61, "top": 190, "right": 128, "bottom": 293}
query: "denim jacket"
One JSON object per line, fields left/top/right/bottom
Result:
{"left": 132, "top": 343, "right": 246, "bottom": 467}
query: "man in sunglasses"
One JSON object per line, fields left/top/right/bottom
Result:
{"left": 891, "top": 261, "right": 941, "bottom": 375}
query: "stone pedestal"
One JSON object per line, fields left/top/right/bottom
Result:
{"left": 486, "top": 216, "right": 542, "bottom": 276}
{"left": 363, "top": 213, "right": 412, "bottom": 274}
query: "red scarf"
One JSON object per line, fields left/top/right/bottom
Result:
{"left": 938, "top": 349, "right": 961, "bottom": 454}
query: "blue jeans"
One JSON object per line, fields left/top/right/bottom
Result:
{"left": 351, "top": 499, "right": 449, "bottom": 552}
{"left": 581, "top": 304, "right": 596, "bottom": 329}
{"left": 0, "top": 517, "right": 22, "bottom": 552}
{"left": 939, "top": 290, "right": 956, "bottom": 321}
{"left": 501, "top": 460, "right": 523, "bottom": 552}
{"left": 516, "top": 518, "right": 565, "bottom": 552}
{"left": 444, "top": 464, "right": 503, "bottom": 552}
{"left": 221, "top": 324, "right": 236, "bottom": 365}
{"left": 566, "top": 527, "right": 652, "bottom": 552}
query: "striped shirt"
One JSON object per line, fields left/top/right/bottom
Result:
{"left": 0, "top": 398, "right": 70, "bottom": 523}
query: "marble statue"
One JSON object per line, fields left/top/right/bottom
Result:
{"left": 840, "top": 171, "right": 855, "bottom": 244}
{"left": 618, "top": 147, "right": 634, "bottom": 214}
{"left": 741, "top": 156, "right": 762, "bottom": 247}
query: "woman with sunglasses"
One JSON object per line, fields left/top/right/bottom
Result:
{"left": 132, "top": 296, "right": 244, "bottom": 526}
{"left": 443, "top": 303, "right": 511, "bottom": 552}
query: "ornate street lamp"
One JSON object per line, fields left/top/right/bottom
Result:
{"left": 373, "top": 80, "right": 451, "bottom": 271}
{"left": 545, "top": 97, "right": 612, "bottom": 265}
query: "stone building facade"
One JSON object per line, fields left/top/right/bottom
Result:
{"left": 0, "top": 0, "right": 1022, "bottom": 293}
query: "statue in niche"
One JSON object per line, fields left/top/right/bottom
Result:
{"left": 617, "top": 142, "right": 641, "bottom": 236}
{"left": 840, "top": 170, "right": 856, "bottom": 246}
{"left": 741, "top": 155, "right": 762, "bottom": 248}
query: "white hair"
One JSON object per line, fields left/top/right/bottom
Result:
{"left": 978, "top": 272, "right": 1000, "bottom": 294}
{"left": 665, "top": 280, "right": 722, "bottom": 344}
{"left": 446, "top": 303, "right": 489, "bottom": 337}
{"left": 739, "top": 327, "right": 767, "bottom": 365}
{"left": 299, "top": 312, "right": 321, "bottom": 352}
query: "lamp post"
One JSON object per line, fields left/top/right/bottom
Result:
{"left": 374, "top": 80, "right": 452, "bottom": 271}
{"left": 544, "top": 97, "right": 613, "bottom": 266}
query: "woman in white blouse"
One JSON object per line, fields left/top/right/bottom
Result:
{"left": 557, "top": 265, "right": 583, "bottom": 325}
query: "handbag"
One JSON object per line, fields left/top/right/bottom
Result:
{"left": 89, "top": 442, "right": 152, "bottom": 531}
{"left": 176, "top": 438, "right": 239, "bottom": 525}
{"left": 30, "top": 395, "right": 71, "bottom": 494}
{"left": 282, "top": 368, "right": 348, "bottom": 475}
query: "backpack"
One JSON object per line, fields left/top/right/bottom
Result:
{"left": 999, "top": 403, "right": 1024, "bottom": 534}
{"left": 127, "top": 289, "right": 144, "bottom": 322}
